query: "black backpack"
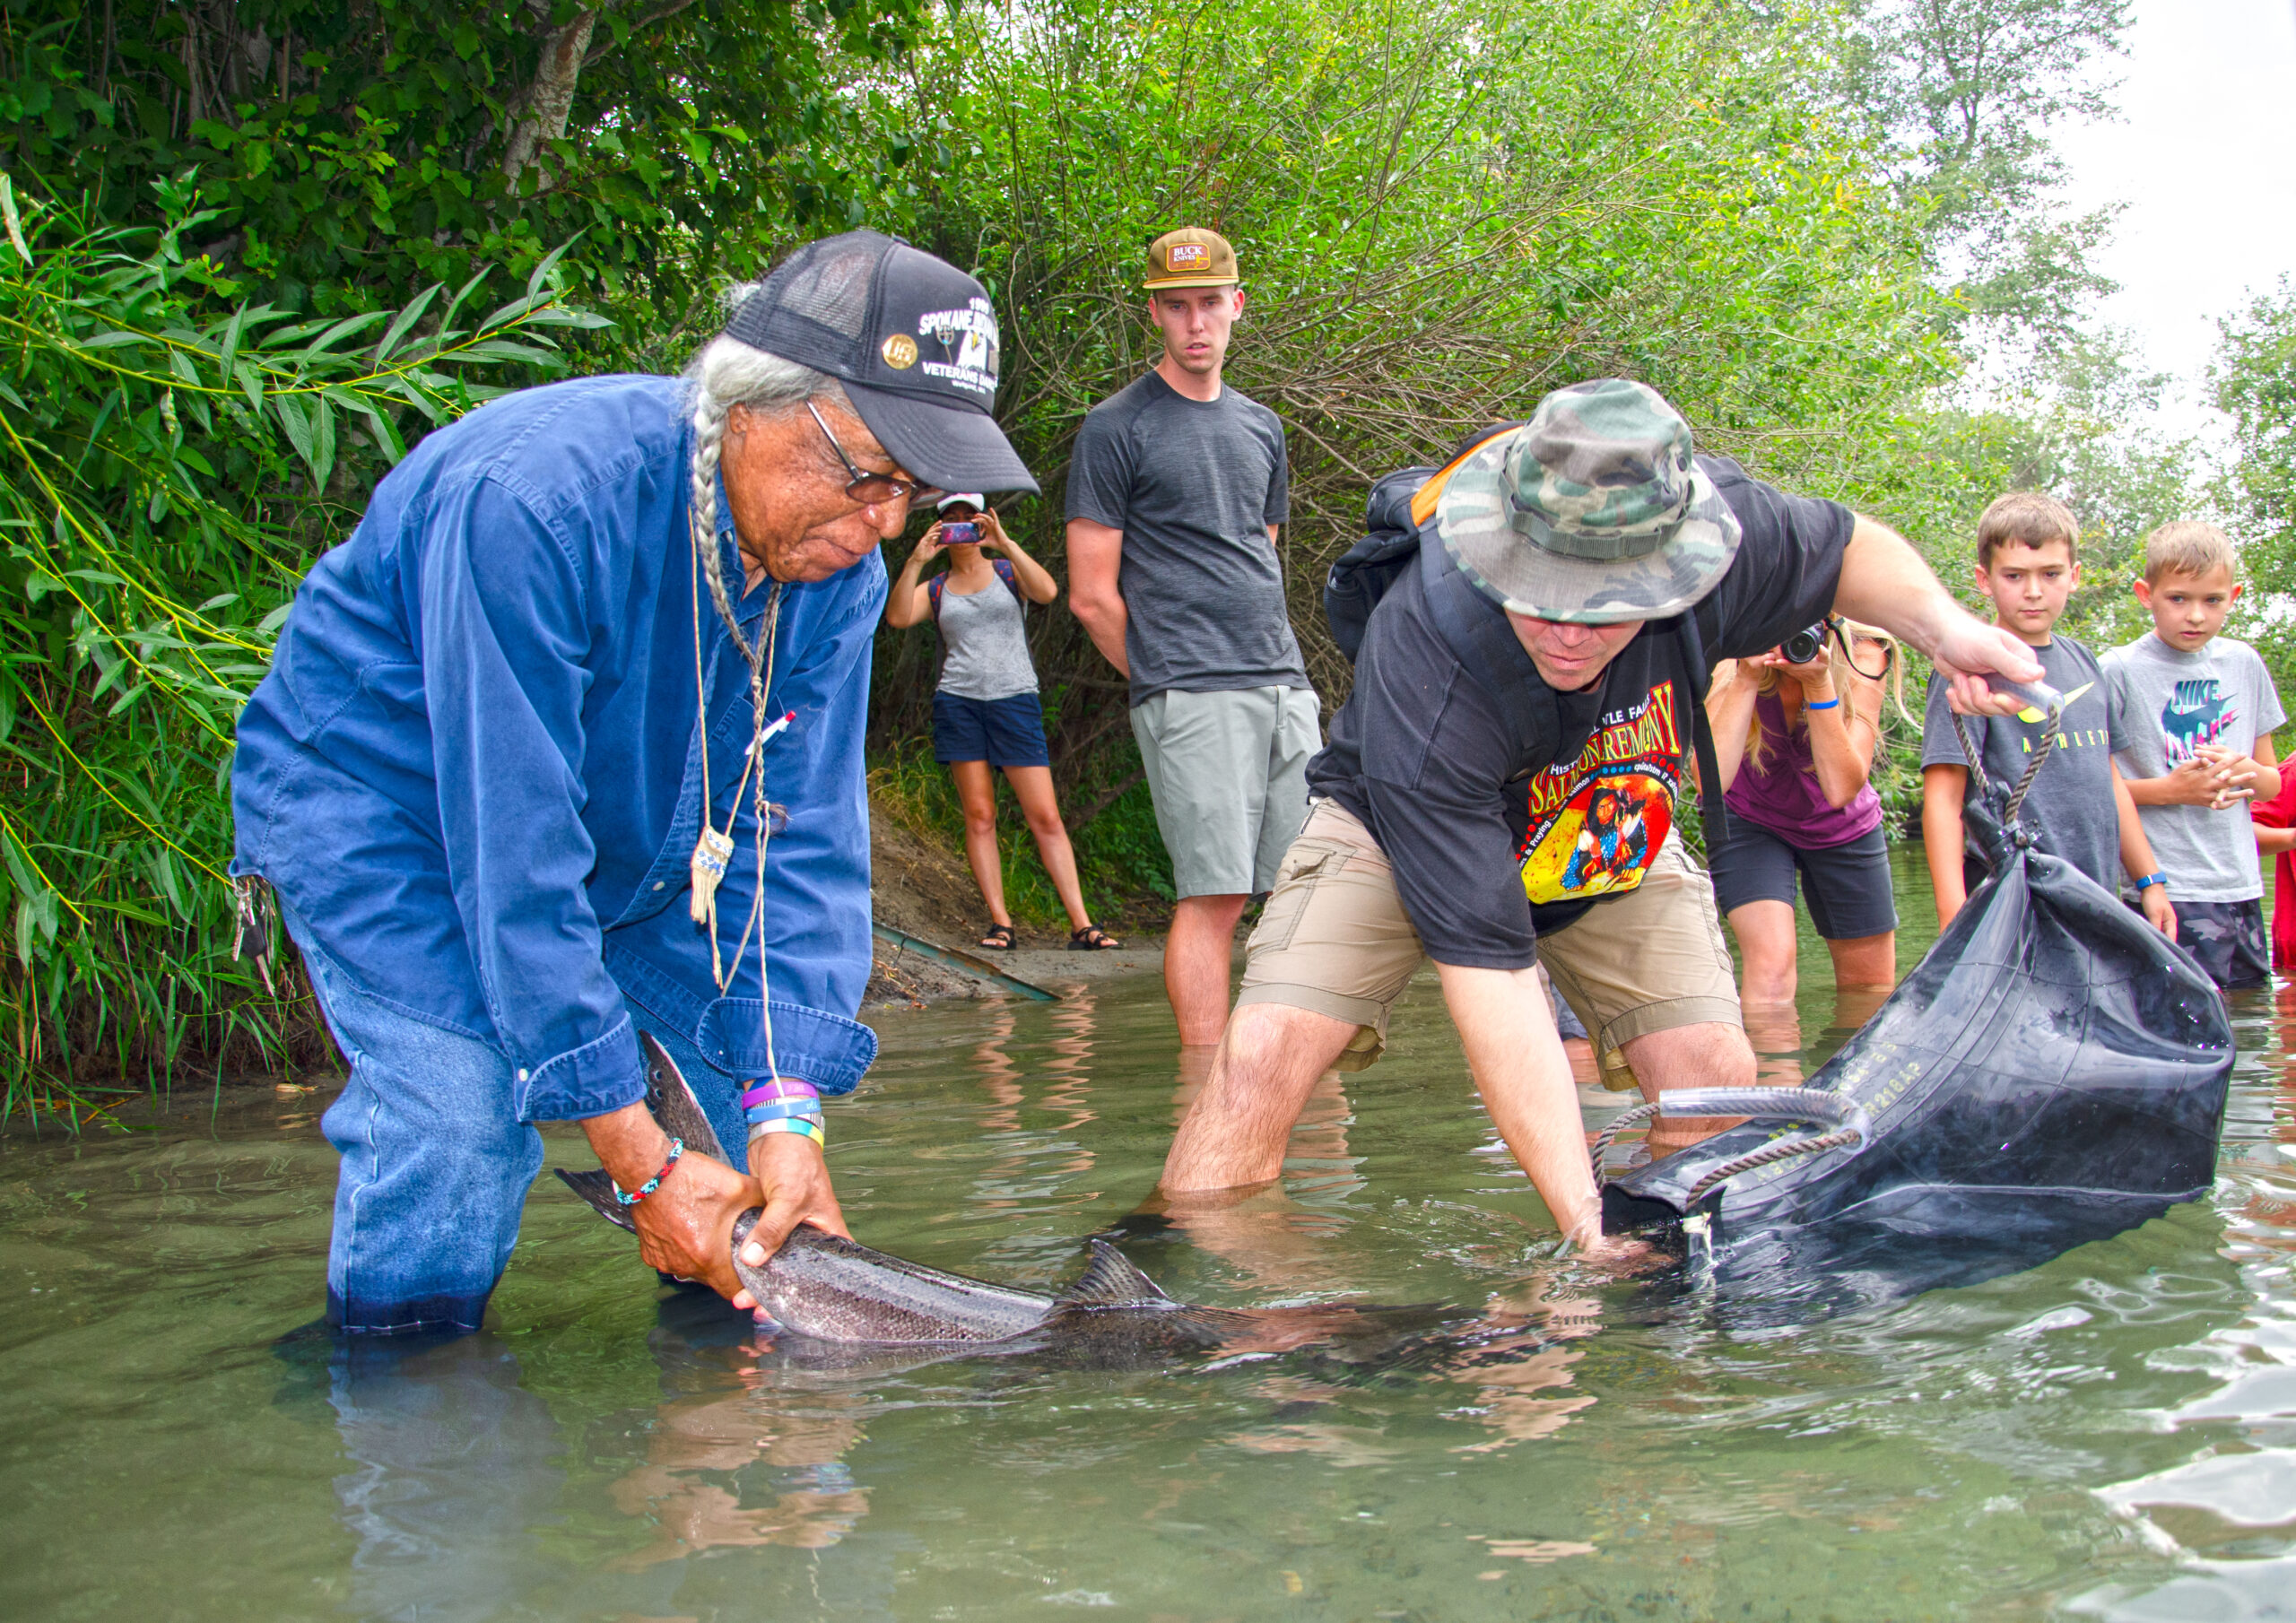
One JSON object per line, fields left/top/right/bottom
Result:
{"left": 1321, "top": 427, "right": 1731, "bottom": 843}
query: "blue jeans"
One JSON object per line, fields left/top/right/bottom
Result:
{"left": 288, "top": 908, "right": 748, "bottom": 1334}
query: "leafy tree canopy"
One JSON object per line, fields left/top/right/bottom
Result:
{"left": 0, "top": 0, "right": 934, "bottom": 330}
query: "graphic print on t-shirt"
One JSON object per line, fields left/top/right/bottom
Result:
{"left": 2161, "top": 678, "right": 2237, "bottom": 762}
{"left": 1518, "top": 681, "right": 1682, "bottom": 904}
{"left": 2013, "top": 681, "right": 2110, "bottom": 752}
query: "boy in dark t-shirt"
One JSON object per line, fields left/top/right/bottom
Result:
{"left": 1918, "top": 492, "right": 2173, "bottom": 939}
{"left": 1155, "top": 379, "right": 2043, "bottom": 1258}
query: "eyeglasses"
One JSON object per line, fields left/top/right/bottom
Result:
{"left": 806, "top": 401, "right": 939, "bottom": 511}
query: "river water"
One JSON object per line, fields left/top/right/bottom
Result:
{"left": 4, "top": 851, "right": 2292, "bottom": 1622}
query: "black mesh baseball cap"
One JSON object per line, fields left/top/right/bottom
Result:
{"left": 722, "top": 230, "right": 1038, "bottom": 496}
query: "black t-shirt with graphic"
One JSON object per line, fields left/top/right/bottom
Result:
{"left": 1307, "top": 456, "right": 1852, "bottom": 969}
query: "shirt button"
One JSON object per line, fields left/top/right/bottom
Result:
{"left": 517, "top": 1068, "right": 529, "bottom": 1082}
{"left": 653, "top": 881, "right": 666, "bottom": 891}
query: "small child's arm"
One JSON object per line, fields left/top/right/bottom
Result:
{"left": 2109, "top": 760, "right": 2175, "bottom": 938}
{"left": 1922, "top": 763, "right": 1970, "bottom": 930}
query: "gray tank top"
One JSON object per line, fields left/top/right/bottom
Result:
{"left": 936, "top": 571, "right": 1038, "bottom": 700}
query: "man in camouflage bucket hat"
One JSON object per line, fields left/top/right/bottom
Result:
{"left": 1442, "top": 379, "right": 1742, "bottom": 622}
{"left": 1153, "top": 378, "right": 2040, "bottom": 1263}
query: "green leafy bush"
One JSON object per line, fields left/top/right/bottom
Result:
{"left": 0, "top": 170, "right": 604, "bottom": 1113}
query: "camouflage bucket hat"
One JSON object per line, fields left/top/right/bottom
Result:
{"left": 1436, "top": 378, "right": 1742, "bottom": 624}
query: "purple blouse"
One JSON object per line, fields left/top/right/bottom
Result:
{"left": 1722, "top": 689, "right": 1883, "bottom": 847}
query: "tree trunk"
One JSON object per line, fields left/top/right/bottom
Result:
{"left": 501, "top": 9, "right": 600, "bottom": 192}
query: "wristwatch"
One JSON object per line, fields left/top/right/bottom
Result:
{"left": 2134, "top": 872, "right": 2167, "bottom": 892}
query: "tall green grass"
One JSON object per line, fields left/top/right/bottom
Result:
{"left": 0, "top": 173, "right": 603, "bottom": 1122}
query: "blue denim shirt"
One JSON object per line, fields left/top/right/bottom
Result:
{"left": 231, "top": 375, "right": 885, "bottom": 1122}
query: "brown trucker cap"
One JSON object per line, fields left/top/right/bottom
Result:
{"left": 1144, "top": 227, "right": 1239, "bottom": 291}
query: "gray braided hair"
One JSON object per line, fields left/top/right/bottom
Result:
{"left": 683, "top": 289, "right": 853, "bottom": 655}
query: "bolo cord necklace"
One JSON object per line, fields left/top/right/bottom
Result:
{"left": 688, "top": 499, "right": 788, "bottom": 1085}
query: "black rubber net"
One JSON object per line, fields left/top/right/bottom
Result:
{"left": 1603, "top": 694, "right": 2236, "bottom": 1298}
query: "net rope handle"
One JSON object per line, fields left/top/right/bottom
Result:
{"left": 1588, "top": 1089, "right": 1873, "bottom": 1205}
{"left": 1949, "top": 675, "right": 2066, "bottom": 832}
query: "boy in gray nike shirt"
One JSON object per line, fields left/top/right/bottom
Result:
{"left": 2103, "top": 521, "right": 2284, "bottom": 985}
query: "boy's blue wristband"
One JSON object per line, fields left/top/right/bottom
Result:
{"left": 2134, "top": 872, "right": 2167, "bottom": 892}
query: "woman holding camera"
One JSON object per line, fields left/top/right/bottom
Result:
{"left": 883, "top": 496, "right": 1120, "bottom": 951}
{"left": 1704, "top": 619, "right": 1910, "bottom": 1007}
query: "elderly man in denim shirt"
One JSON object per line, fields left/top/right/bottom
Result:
{"left": 232, "top": 234, "right": 1035, "bottom": 1333}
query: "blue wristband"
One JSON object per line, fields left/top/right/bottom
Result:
{"left": 744, "top": 1098, "right": 826, "bottom": 1124}
{"left": 2135, "top": 872, "right": 2166, "bottom": 892}
{"left": 1805, "top": 697, "right": 1841, "bottom": 711}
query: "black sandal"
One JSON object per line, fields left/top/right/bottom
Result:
{"left": 1068, "top": 924, "right": 1122, "bottom": 951}
{"left": 978, "top": 923, "right": 1015, "bottom": 950}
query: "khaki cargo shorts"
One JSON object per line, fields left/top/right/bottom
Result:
{"left": 1235, "top": 800, "right": 1741, "bottom": 1084}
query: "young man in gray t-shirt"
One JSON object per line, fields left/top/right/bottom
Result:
{"left": 1067, "top": 227, "right": 1321, "bottom": 1044}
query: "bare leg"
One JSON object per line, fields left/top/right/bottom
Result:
{"left": 1002, "top": 765, "right": 1095, "bottom": 933}
{"left": 1160, "top": 1002, "right": 1357, "bottom": 1190}
{"left": 1624, "top": 1020, "right": 1758, "bottom": 1159}
{"left": 949, "top": 760, "right": 1009, "bottom": 933}
{"left": 1153, "top": 1060, "right": 1360, "bottom": 1292}
{"left": 1726, "top": 898, "right": 1801, "bottom": 1005}
{"left": 1164, "top": 892, "right": 1251, "bottom": 1046}
{"left": 1824, "top": 930, "right": 1896, "bottom": 989}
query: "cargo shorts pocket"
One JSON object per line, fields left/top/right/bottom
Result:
{"left": 1247, "top": 841, "right": 1349, "bottom": 957}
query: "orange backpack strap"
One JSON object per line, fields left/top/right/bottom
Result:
{"left": 1407, "top": 424, "right": 1518, "bottom": 530}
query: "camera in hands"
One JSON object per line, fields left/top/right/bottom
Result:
{"left": 1780, "top": 620, "right": 1834, "bottom": 664}
{"left": 939, "top": 521, "right": 980, "bottom": 546}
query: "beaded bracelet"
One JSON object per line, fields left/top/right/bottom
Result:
{"left": 744, "top": 1097, "right": 822, "bottom": 1124}
{"left": 613, "top": 1137, "right": 684, "bottom": 1206}
{"left": 748, "top": 1115, "right": 826, "bottom": 1147}
{"left": 1805, "top": 696, "right": 1841, "bottom": 710}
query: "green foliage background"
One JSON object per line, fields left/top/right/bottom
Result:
{"left": 0, "top": 0, "right": 2263, "bottom": 1107}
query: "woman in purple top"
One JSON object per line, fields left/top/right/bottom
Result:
{"left": 1704, "top": 618, "right": 1911, "bottom": 1007}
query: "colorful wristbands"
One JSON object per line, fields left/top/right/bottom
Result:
{"left": 1805, "top": 696, "right": 1841, "bottom": 710}
{"left": 744, "top": 1098, "right": 822, "bottom": 1124}
{"left": 613, "top": 1138, "right": 683, "bottom": 1206}
{"left": 748, "top": 1115, "right": 826, "bottom": 1147}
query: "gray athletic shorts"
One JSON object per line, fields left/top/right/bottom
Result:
{"left": 1131, "top": 685, "right": 1321, "bottom": 898}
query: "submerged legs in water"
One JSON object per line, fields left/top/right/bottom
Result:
{"left": 1623, "top": 1020, "right": 1757, "bottom": 1160}
{"left": 1161, "top": 1001, "right": 1354, "bottom": 1192}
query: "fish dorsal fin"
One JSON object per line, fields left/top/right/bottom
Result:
{"left": 1056, "top": 1240, "right": 1173, "bottom": 1307}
